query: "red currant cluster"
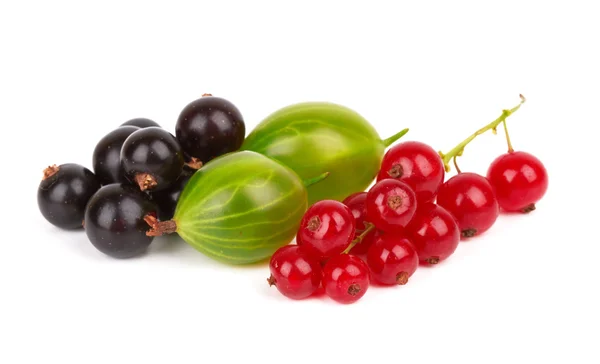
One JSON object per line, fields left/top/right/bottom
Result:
{"left": 267, "top": 95, "right": 548, "bottom": 304}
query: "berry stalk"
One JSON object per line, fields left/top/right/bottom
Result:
{"left": 343, "top": 222, "right": 376, "bottom": 254}
{"left": 438, "top": 94, "right": 526, "bottom": 172}
{"left": 382, "top": 128, "right": 410, "bottom": 147}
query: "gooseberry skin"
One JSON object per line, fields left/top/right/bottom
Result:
{"left": 37, "top": 164, "right": 101, "bottom": 230}
{"left": 366, "top": 234, "right": 419, "bottom": 285}
{"left": 486, "top": 151, "right": 548, "bottom": 212}
{"left": 376, "top": 141, "right": 445, "bottom": 203}
{"left": 322, "top": 254, "right": 370, "bottom": 304}
{"left": 175, "top": 95, "right": 245, "bottom": 164}
{"left": 296, "top": 200, "right": 356, "bottom": 260}
{"left": 365, "top": 179, "right": 418, "bottom": 233}
{"left": 84, "top": 183, "right": 157, "bottom": 259}
{"left": 268, "top": 245, "right": 322, "bottom": 300}
{"left": 92, "top": 126, "right": 140, "bottom": 185}
{"left": 120, "top": 127, "right": 185, "bottom": 192}
{"left": 406, "top": 203, "right": 460, "bottom": 264}
{"left": 120, "top": 118, "right": 161, "bottom": 129}
{"left": 436, "top": 172, "right": 499, "bottom": 238}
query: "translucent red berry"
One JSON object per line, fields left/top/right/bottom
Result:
{"left": 343, "top": 192, "right": 378, "bottom": 255}
{"left": 406, "top": 203, "right": 460, "bottom": 264}
{"left": 322, "top": 254, "right": 370, "bottom": 304}
{"left": 486, "top": 151, "right": 548, "bottom": 213}
{"left": 377, "top": 141, "right": 445, "bottom": 203}
{"left": 366, "top": 179, "right": 417, "bottom": 233}
{"left": 268, "top": 245, "right": 322, "bottom": 300}
{"left": 366, "top": 233, "right": 418, "bottom": 285}
{"left": 296, "top": 200, "right": 356, "bottom": 260}
{"left": 436, "top": 172, "right": 499, "bottom": 238}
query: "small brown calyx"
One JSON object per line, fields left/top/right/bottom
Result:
{"left": 461, "top": 228, "right": 477, "bottom": 238}
{"left": 202, "top": 93, "right": 213, "bottom": 97}
{"left": 521, "top": 204, "right": 536, "bottom": 213}
{"left": 387, "top": 164, "right": 404, "bottom": 178}
{"left": 185, "top": 157, "right": 203, "bottom": 170}
{"left": 307, "top": 216, "right": 321, "bottom": 232}
{"left": 387, "top": 195, "right": 403, "bottom": 210}
{"left": 347, "top": 284, "right": 361, "bottom": 296}
{"left": 426, "top": 256, "right": 440, "bottom": 265}
{"left": 144, "top": 214, "right": 177, "bottom": 236}
{"left": 396, "top": 271, "right": 409, "bottom": 285}
{"left": 43, "top": 164, "right": 60, "bottom": 180}
{"left": 267, "top": 275, "right": 277, "bottom": 287}
{"left": 135, "top": 173, "right": 158, "bottom": 191}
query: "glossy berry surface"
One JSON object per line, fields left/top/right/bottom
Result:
{"left": 120, "top": 118, "right": 161, "bottom": 129}
{"left": 406, "top": 203, "right": 460, "bottom": 264}
{"left": 343, "top": 192, "right": 378, "bottom": 255}
{"left": 84, "top": 183, "right": 157, "bottom": 259}
{"left": 436, "top": 172, "right": 499, "bottom": 238}
{"left": 92, "top": 126, "right": 140, "bottom": 185}
{"left": 377, "top": 141, "right": 445, "bottom": 203}
{"left": 296, "top": 200, "right": 356, "bottom": 260}
{"left": 120, "top": 127, "right": 184, "bottom": 192}
{"left": 486, "top": 151, "right": 548, "bottom": 212}
{"left": 366, "top": 234, "right": 419, "bottom": 285}
{"left": 175, "top": 94, "right": 245, "bottom": 164}
{"left": 149, "top": 167, "right": 194, "bottom": 220}
{"left": 268, "top": 245, "right": 322, "bottom": 300}
{"left": 322, "top": 254, "right": 370, "bottom": 304}
{"left": 37, "top": 164, "right": 101, "bottom": 229}
{"left": 366, "top": 179, "right": 417, "bottom": 233}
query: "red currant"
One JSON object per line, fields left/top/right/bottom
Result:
{"left": 322, "top": 254, "right": 370, "bottom": 304}
{"left": 436, "top": 172, "right": 499, "bottom": 238}
{"left": 268, "top": 245, "right": 322, "bottom": 300}
{"left": 377, "top": 141, "right": 445, "bottom": 203}
{"left": 296, "top": 200, "right": 356, "bottom": 260}
{"left": 342, "top": 192, "right": 378, "bottom": 255}
{"left": 406, "top": 203, "right": 460, "bottom": 264}
{"left": 366, "top": 233, "right": 418, "bottom": 285}
{"left": 366, "top": 179, "right": 417, "bottom": 233}
{"left": 486, "top": 151, "right": 548, "bottom": 213}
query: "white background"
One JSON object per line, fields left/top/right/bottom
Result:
{"left": 1, "top": 1, "right": 598, "bottom": 363}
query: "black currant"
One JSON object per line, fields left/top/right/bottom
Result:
{"left": 120, "top": 127, "right": 185, "bottom": 192}
{"left": 84, "top": 183, "right": 157, "bottom": 259}
{"left": 149, "top": 167, "right": 195, "bottom": 220}
{"left": 175, "top": 93, "right": 245, "bottom": 164}
{"left": 92, "top": 126, "right": 140, "bottom": 185}
{"left": 120, "top": 118, "right": 161, "bottom": 129}
{"left": 37, "top": 163, "right": 101, "bottom": 229}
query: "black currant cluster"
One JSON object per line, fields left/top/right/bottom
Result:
{"left": 37, "top": 94, "right": 245, "bottom": 258}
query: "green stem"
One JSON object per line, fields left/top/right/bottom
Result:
{"left": 438, "top": 94, "right": 526, "bottom": 172}
{"left": 342, "top": 222, "right": 376, "bottom": 254}
{"left": 303, "top": 172, "right": 330, "bottom": 187}
{"left": 502, "top": 118, "right": 514, "bottom": 153}
{"left": 382, "top": 128, "right": 410, "bottom": 147}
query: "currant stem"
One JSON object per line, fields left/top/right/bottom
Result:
{"left": 382, "top": 128, "right": 410, "bottom": 147}
{"left": 453, "top": 156, "right": 462, "bottom": 174}
{"left": 502, "top": 119, "right": 514, "bottom": 153}
{"left": 438, "top": 94, "right": 526, "bottom": 172}
{"left": 342, "top": 222, "right": 376, "bottom": 254}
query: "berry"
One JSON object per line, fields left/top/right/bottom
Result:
{"left": 296, "top": 200, "right": 356, "bottom": 260}
{"left": 120, "top": 118, "right": 161, "bottom": 129}
{"left": 84, "top": 183, "right": 157, "bottom": 259}
{"left": 175, "top": 94, "right": 245, "bottom": 164}
{"left": 436, "top": 172, "right": 499, "bottom": 238}
{"left": 37, "top": 164, "right": 101, "bottom": 229}
{"left": 486, "top": 151, "right": 548, "bottom": 213}
{"left": 149, "top": 167, "right": 195, "bottom": 220}
{"left": 267, "top": 245, "right": 322, "bottom": 300}
{"left": 365, "top": 179, "right": 417, "bottom": 233}
{"left": 366, "top": 233, "right": 418, "bottom": 285}
{"left": 322, "top": 254, "right": 370, "bottom": 304}
{"left": 342, "top": 192, "right": 378, "bottom": 255}
{"left": 92, "top": 126, "right": 140, "bottom": 185}
{"left": 406, "top": 203, "right": 460, "bottom": 264}
{"left": 120, "top": 127, "right": 184, "bottom": 192}
{"left": 377, "top": 141, "right": 445, "bottom": 203}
